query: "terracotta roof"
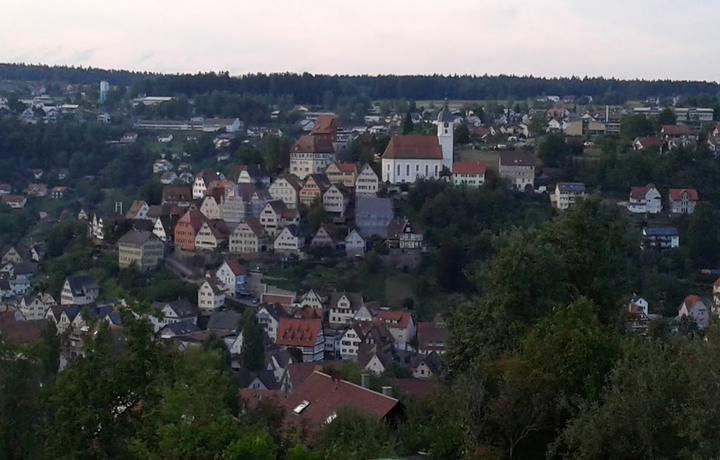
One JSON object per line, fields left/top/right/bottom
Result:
{"left": 176, "top": 209, "right": 206, "bottom": 232}
{"left": 281, "top": 371, "right": 399, "bottom": 434}
{"left": 284, "top": 362, "right": 323, "bottom": 389}
{"left": 336, "top": 162, "right": 358, "bottom": 174}
{"left": 682, "top": 295, "right": 702, "bottom": 308}
{"left": 293, "top": 135, "right": 335, "bottom": 154}
{"left": 669, "top": 188, "right": 698, "bottom": 202}
{"left": 225, "top": 259, "right": 247, "bottom": 276}
{"left": 311, "top": 115, "right": 337, "bottom": 135}
{"left": 377, "top": 310, "right": 412, "bottom": 329}
{"left": 635, "top": 137, "right": 662, "bottom": 148}
{"left": 275, "top": 318, "right": 323, "bottom": 348}
{"left": 417, "top": 322, "right": 448, "bottom": 352}
{"left": 162, "top": 186, "right": 192, "bottom": 202}
{"left": 383, "top": 135, "right": 442, "bottom": 160}
{"left": 630, "top": 185, "right": 657, "bottom": 201}
{"left": 0, "top": 312, "right": 43, "bottom": 345}
{"left": 662, "top": 124, "right": 693, "bottom": 136}
{"left": 452, "top": 162, "right": 487, "bottom": 176}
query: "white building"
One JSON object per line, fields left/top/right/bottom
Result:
{"left": 268, "top": 175, "right": 302, "bottom": 209}
{"left": 290, "top": 135, "right": 336, "bottom": 180}
{"left": 628, "top": 185, "right": 662, "bottom": 214}
{"left": 355, "top": 164, "right": 379, "bottom": 196}
{"left": 452, "top": 162, "right": 487, "bottom": 187}
{"left": 381, "top": 136, "right": 444, "bottom": 184}
{"left": 552, "top": 182, "right": 586, "bottom": 210}
{"left": 436, "top": 102, "right": 455, "bottom": 170}
{"left": 197, "top": 279, "right": 226, "bottom": 314}
{"left": 60, "top": 275, "right": 99, "bottom": 306}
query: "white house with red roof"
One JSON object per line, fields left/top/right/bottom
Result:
{"left": 275, "top": 318, "right": 324, "bottom": 362}
{"left": 452, "top": 162, "right": 487, "bottom": 187}
{"left": 628, "top": 185, "right": 662, "bottom": 214}
{"left": 632, "top": 136, "right": 663, "bottom": 151}
{"left": 668, "top": 188, "right": 698, "bottom": 215}
{"left": 381, "top": 136, "right": 444, "bottom": 184}
{"left": 678, "top": 295, "right": 709, "bottom": 330}
{"left": 215, "top": 259, "right": 248, "bottom": 296}
{"left": 290, "top": 135, "right": 336, "bottom": 180}
{"left": 661, "top": 124, "right": 696, "bottom": 149}
{"left": 377, "top": 310, "right": 416, "bottom": 351}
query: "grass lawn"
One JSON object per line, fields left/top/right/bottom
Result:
{"left": 384, "top": 273, "right": 417, "bottom": 308}
{"left": 456, "top": 149, "right": 500, "bottom": 170}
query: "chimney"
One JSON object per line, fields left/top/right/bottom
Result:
{"left": 360, "top": 372, "right": 370, "bottom": 389}
{"left": 381, "top": 386, "right": 393, "bottom": 397}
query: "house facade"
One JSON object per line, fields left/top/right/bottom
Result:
{"left": 60, "top": 275, "right": 99, "bottom": 306}
{"left": 229, "top": 219, "right": 265, "bottom": 254}
{"left": 668, "top": 189, "right": 698, "bottom": 215}
{"left": 268, "top": 175, "right": 302, "bottom": 209}
{"left": 322, "top": 184, "right": 348, "bottom": 215}
{"left": 628, "top": 185, "right": 662, "bottom": 214}
{"left": 259, "top": 201, "right": 299, "bottom": 237}
{"left": 552, "top": 182, "right": 586, "bottom": 210}
{"left": 678, "top": 295, "right": 709, "bottom": 330}
{"left": 381, "top": 135, "right": 444, "bottom": 184}
{"left": 290, "top": 135, "right": 336, "bottom": 180}
{"left": 325, "top": 162, "right": 358, "bottom": 188}
{"left": 117, "top": 230, "right": 164, "bottom": 270}
{"left": 641, "top": 227, "right": 679, "bottom": 250}
{"left": 498, "top": 152, "right": 535, "bottom": 191}
{"left": 197, "top": 279, "right": 226, "bottom": 314}
{"left": 299, "top": 174, "right": 330, "bottom": 207}
{"left": 174, "top": 210, "right": 206, "bottom": 251}
{"left": 274, "top": 226, "right": 304, "bottom": 255}
{"left": 355, "top": 164, "right": 380, "bottom": 196}
{"left": 452, "top": 162, "right": 487, "bottom": 187}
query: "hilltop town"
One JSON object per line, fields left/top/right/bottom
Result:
{"left": 2, "top": 69, "right": 720, "bottom": 458}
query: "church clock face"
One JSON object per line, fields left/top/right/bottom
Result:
{"left": 444, "top": 122, "right": 449, "bottom": 128}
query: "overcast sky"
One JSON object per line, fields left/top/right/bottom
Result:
{"left": 0, "top": 0, "right": 716, "bottom": 81}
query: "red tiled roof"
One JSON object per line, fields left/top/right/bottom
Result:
{"left": 336, "top": 162, "right": 358, "bottom": 174}
{"left": 275, "top": 319, "right": 322, "bottom": 348}
{"left": 630, "top": 185, "right": 651, "bottom": 201}
{"left": 452, "top": 162, "right": 487, "bottom": 176}
{"left": 284, "top": 362, "right": 323, "bottom": 388}
{"left": 311, "top": 115, "right": 337, "bottom": 135}
{"left": 417, "top": 322, "right": 448, "bottom": 351}
{"left": 382, "top": 135, "right": 442, "bottom": 160}
{"left": 662, "top": 124, "right": 693, "bottom": 136}
{"left": 377, "top": 310, "right": 412, "bottom": 329}
{"left": 636, "top": 137, "right": 662, "bottom": 148}
{"left": 293, "top": 135, "right": 335, "bottom": 154}
{"left": 0, "top": 312, "right": 43, "bottom": 345}
{"left": 226, "top": 259, "right": 247, "bottom": 276}
{"left": 669, "top": 188, "right": 698, "bottom": 202}
{"left": 281, "top": 371, "right": 399, "bottom": 434}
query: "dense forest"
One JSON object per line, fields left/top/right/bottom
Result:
{"left": 2, "top": 63, "right": 720, "bottom": 103}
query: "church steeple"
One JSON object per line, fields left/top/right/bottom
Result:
{"left": 437, "top": 99, "right": 454, "bottom": 169}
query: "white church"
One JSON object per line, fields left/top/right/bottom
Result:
{"left": 381, "top": 103, "right": 454, "bottom": 184}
